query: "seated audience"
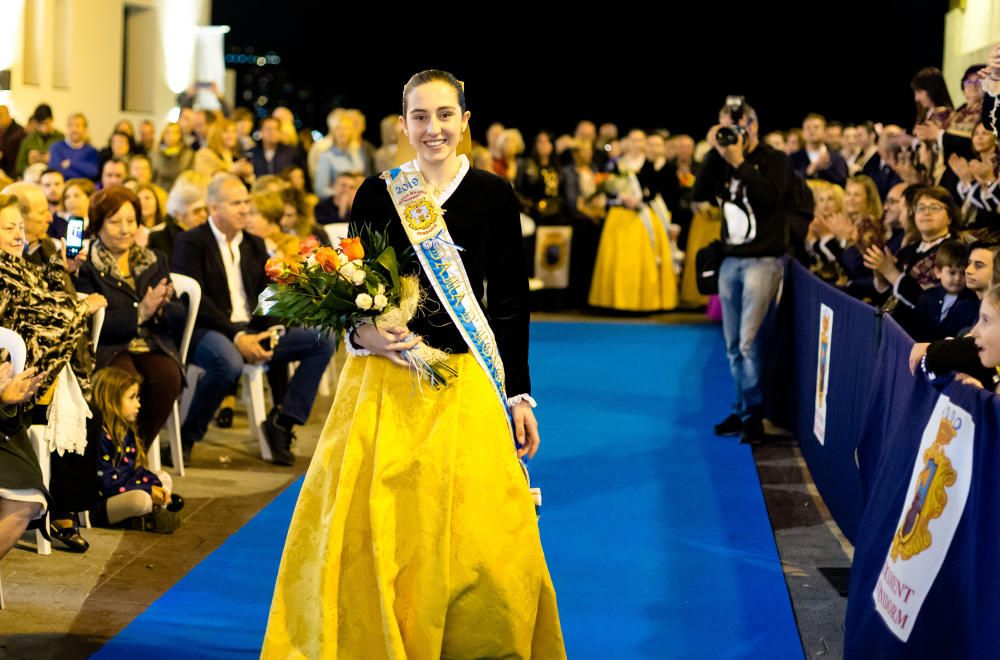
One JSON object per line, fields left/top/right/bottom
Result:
{"left": 0, "top": 191, "right": 106, "bottom": 553}
{"left": 15, "top": 104, "right": 63, "bottom": 177}
{"left": 194, "top": 118, "right": 255, "bottom": 187}
{"left": 49, "top": 113, "right": 100, "bottom": 182}
{"left": 313, "top": 172, "right": 361, "bottom": 225}
{"left": 100, "top": 159, "right": 127, "bottom": 190}
{"left": 249, "top": 190, "right": 299, "bottom": 257}
{"left": 74, "top": 186, "right": 184, "bottom": 449}
{"left": 250, "top": 117, "right": 301, "bottom": 177}
{"left": 40, "top": 168, "right": 64, "bottom": 215}
{"left": 51, "top": 178, "right": 96, "bottom": 241}
{"left": 151, "top": 122, "right": 195, "bottom": 191}
{"left": 280, "top": 186, "right": 330, "bottom": 246}
{"left": 134, "top": 182, "right": 165, "bottom": 247}
{"left": 98, "top": 131, "right": 133, "bottom": 171}
{"left": 147, "top": 179, "right": 208, "bottom": 260}
{"left": 170, "top": 175, "right": 334, "bottom": 466}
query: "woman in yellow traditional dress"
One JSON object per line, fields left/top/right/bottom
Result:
{"left": 588, "top": 129, "right": 677, "bottom": 311}
{"left": 261, "top": 70, "right": 566, "bottom": 659}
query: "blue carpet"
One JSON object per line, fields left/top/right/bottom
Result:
{"left": 98, "top": 322, "right": 802, "bottom": 659}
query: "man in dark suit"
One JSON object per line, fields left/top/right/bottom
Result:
{"left": 171, "top": 175, "right": 334, "bottom": 465}
{"left": 249, "top": 116, "right": 300, "bottom": 177}
{"left": 862, "top": 128, "right": 905, "bottom": 201}
{"left": 790, "top": 113, "right": 848, "bottom": 187}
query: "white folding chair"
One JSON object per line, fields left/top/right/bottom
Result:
{"left": 242, "top": 364, "right": 274, "bottom": 462}
{"left": 148, "top": 274, "right": 201, "bottom": 476}
{"left": 323, "top": 222, "right": 350, "bottom": 247}
{"left": 0, "top": 329, "right": 28, "bottom": 595}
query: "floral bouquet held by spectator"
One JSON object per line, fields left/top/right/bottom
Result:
{"left": 256, "top": 230, "right": 458, "bottom": 388}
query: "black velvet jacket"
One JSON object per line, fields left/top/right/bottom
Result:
{"left": 350, "top": 167, "right": 531, "bottom": 396}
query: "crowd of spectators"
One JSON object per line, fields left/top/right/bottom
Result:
{"left": 4, "top": 55, "right": 1000, "bottom": 563}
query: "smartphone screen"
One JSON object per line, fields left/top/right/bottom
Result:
{"left": 65, "top": 216, "right": 85, "bottom": 257}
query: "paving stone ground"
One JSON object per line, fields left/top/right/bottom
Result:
{"left": 0, "top": 317, "right": 850, "bottom": 658}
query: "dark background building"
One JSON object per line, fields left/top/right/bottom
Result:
{"left": 213, "top": 0, "right": 953, "bottom": 142}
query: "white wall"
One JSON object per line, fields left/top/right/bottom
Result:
{"left": 1, "top": 0, "right": 210, "bottom": 148}
{"left": 943, "top": 0, "right": 1000, "bottom": 105}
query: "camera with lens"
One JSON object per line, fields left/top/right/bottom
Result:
{"left": 715, "top": 95, "right": 747, "bottom": 147}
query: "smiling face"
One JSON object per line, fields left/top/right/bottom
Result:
{"left": 970, "top": 297, "right": 1000, "bottom": 368}
{"left": 400, "top": 80, "right": 470, "bottom": 166}
{"left": 98, "top": 201, "right": 138, "bottom": 255}
{"left": 844, "top": 181, "right": 866, "bottom": 215}
{"left": 914, "top": 194, "right": 951, "bottom": 240}
{"left": 0, "top": 204, "right": 25, "bottom": 257}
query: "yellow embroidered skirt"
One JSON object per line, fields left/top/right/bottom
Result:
{"left": 587, "top": 206, "right": 677, "bottom": 311}
{"left": 261, "top": 353, "right": 566, "bottom": 659}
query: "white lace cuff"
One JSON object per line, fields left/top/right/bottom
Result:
{"left": 507, "top": 393, "right": 537, "bottom": 408}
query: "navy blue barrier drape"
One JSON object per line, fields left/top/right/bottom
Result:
{"left": 844, "top": 316, "right": 1000, "bottom": 657}
{"left": 773, "top": 260, "right": 875, "bottom": 542}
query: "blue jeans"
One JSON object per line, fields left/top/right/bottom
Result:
{"left": 718, "top": 256, "right": 783, "bottom": 421}
{"left": 182, "top": 327, "right": 335, "bottom": 444}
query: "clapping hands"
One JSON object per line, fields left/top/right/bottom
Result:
{"left": 0, "top": 364, "right": 49, "bottom": 406}
{"left": 139, "top": 278, "right": 173, "bottom": 323}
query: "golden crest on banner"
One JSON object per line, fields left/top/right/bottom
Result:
{"left": 403, "top": 200, "right": 440, "bottom": 231}
{"left": 890, "top": 416, "right": 959, "bottom": 562}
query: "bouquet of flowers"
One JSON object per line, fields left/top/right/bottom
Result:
{"left": 255, "top": 230, "right": 457, "bottom": 388}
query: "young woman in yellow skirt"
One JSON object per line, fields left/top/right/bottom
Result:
{"left": 261, "top": 71, "right": 566, "bottom": 659}
{"left": 588, "top": 129, "right": 678, "bottom": 312}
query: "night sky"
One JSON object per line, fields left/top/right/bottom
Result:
{"left": 212, "top": 1, "right": 954, "bottom": 144}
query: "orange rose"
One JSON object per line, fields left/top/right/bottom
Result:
{"left": 314, "top": 246, "right": 339, "bottom": 273}
{"left": 299, "top": 235, "right": 320, "bottom": 257}
{"left": 340, "top": 236, "right": 364, "bottom": 261}
{"left": 265, "top": 255, "right": 300, "bottom": 285}
{"left": 265, "top": 256, "right": 284, "bottom": 282}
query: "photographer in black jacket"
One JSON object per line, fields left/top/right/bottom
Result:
{"left": 694, "top": 98, "right": 794, "bottom": 443}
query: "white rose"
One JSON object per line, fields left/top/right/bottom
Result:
{"left": 338, "top": 252, "right": 349, "bottom": 267}
{"left": 352, "top": 259, "right": 363, "bottom": 267}
{"left": 373, "top": 293, "right": 388, "bottom": 310}
{"left": 377, "top": 283, "right": 386, "bottom": 295}
{"left": 351, "top": 269, "right": 366, "bottom": 285}
{"left": 306, "top": 254, "right": 317, "bottom": 268}
{"left": 340, "top": 262, "right": 356, "bottom": 279}
{"left": 355, "top": 293, "right": 373, "bottom": 310}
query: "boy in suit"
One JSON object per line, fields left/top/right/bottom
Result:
{"left": 912, "top": 240, "right": 980, "bottom": 342}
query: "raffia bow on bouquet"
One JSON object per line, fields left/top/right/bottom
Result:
{"left": 255, "top": 230, "right": 457, "bottom": 388}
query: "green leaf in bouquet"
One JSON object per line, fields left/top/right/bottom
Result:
{"left": 319, "top": 287, "right": 356, "bottom": 313}
{"left": 374, "top": 246, "right": 400, "bottom": 293}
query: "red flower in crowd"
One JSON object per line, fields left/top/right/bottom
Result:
{"left": 299, "top": 235, "right": 320, "bottom": 257}
{"left": 339, "top": 236, "right": 365, "bottom": 261}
